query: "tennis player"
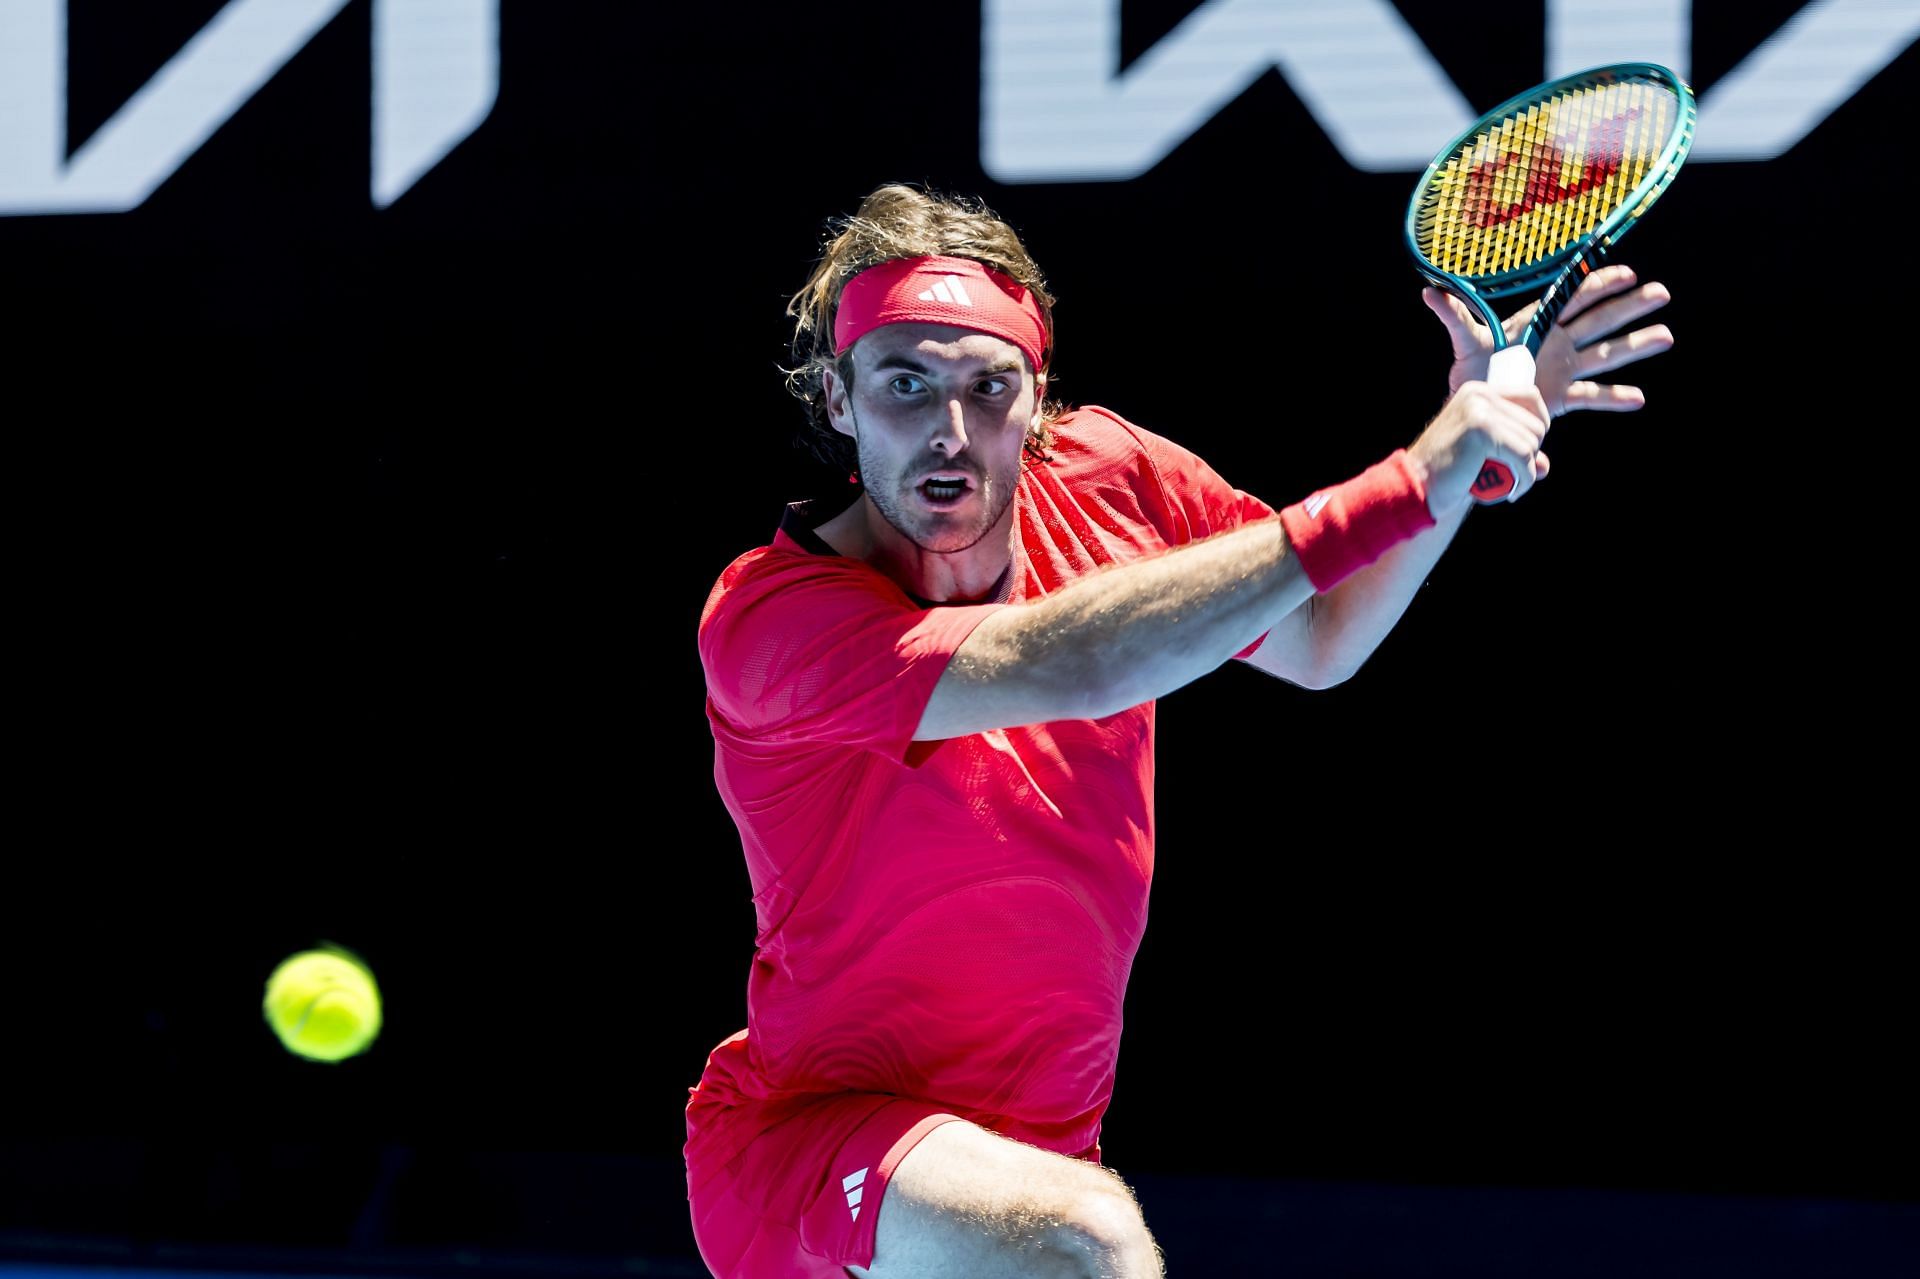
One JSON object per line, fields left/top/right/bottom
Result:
{"left": 684, "top": 183, "right": 1674, "bottom": 1277}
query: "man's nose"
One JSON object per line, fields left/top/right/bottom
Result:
{"left": 929, "top": 397, "right": 970, "bottom": 454}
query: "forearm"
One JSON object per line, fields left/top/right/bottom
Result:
{"left": 931, "top": 518, "right": 1311, "bottom": 732}
{"left": 1303, "top": 501, "right": 1470, "bottom": 684}
{"left": 922, "top": 452, "right": 1437, "bottom": 739}
{"left": 1042, "top": 517, "right": 1312, "bottom": 713}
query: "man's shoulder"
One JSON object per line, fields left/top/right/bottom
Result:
{"left": 706, "top": 536, "right": 845, "bottom": 607}
{"left": 1042, "top": 405, "right": 1162, "bottom": 474}
{"left": 1043, "top": 404, "right": 1213, "bottom": 493}
{"left": 700, "top": 534, "right": 905, "bottom": 642}
{"left": 1052, "top": 404, "right": 1146, "bottom": 446}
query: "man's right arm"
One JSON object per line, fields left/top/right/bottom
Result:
{"left": 914, "top": 518, "right": 1311, "bottom": 740}
{"left": 914, "top": 375, "right": 1556, "bottom": 742}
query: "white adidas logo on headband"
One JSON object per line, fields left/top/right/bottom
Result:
{"left": 917, "top": 278, "right": 974, "bottom": 306}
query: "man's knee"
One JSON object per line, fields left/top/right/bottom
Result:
{"left": 855, "top": 1121, "right": 1162, "bottom": 1278}
{"left": 1054, "top": 1172, "right": 1161, "bottom": 1277}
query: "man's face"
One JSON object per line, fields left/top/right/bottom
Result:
{"left": 827, "top": 323, "right": 1040, "bottom": 555}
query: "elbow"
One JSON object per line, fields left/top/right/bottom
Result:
{"left": 1288, "top": 668, "right": 1347, "bottom": 692}
{"left": 1284, "top": 648, "right": 1367, "bottom": 691}
{"left": 1303, "top": 658, "right": 1363, "bottom": 691}
{"left": 1296, "top": 598, "right": 1367, "bottom": 690}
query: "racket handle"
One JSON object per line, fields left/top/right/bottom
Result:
{"left": 1472, "top": 345, "right": 1536, "bottom": 502}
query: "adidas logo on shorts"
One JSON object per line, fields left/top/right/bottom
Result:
{"left": 843, "top": 1166, "right": 870, "bottom": 1221}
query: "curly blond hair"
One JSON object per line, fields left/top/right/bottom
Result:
{"left": 785, "top": 183, "right": 1062, "bottom": 470}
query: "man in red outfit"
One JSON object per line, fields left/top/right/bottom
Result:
{"left": 686, "top": 183, "right": 1675, "bottom": 1278}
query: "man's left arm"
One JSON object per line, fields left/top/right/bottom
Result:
{"left": 1242, "top": 264, "right": 1675, "bottom": 689}
{"left": 1240, "top": 500, "right": 1468, "bottom": 689}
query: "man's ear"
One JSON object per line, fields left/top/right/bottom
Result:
{"left": 823, "top": 364, "right": 855, "bottom": 439}
{"left": 1030, "top": 373, "right": 1047, "bottom": 429}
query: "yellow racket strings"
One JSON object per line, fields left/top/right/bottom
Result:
{"left": 1418, "top": 77, "right": 1673, "bottom": 281}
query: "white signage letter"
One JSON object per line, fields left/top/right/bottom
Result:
{"left": 0, "top": 0, "right": 498, "bottom": 216}
{"left": 986, "top": 0, "right": 1920, "bottom": 177}
{"left": 982, "top": 0, "right": 1474, "bottom": 181}
{"left": 1693, "top": 0, "right": 1920, "bottom": 161}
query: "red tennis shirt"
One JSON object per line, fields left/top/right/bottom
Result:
{"left": 689, "top": 406, "right": 1277, "bottom": 1170}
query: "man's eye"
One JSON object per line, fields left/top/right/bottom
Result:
{"left": 977, "top": 378, "right": 1010, "bottom": 396}
{"left": 888, "top": 375, "right": 925, "bottom": 395}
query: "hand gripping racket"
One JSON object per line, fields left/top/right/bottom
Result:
{"left": 1407, "top": 62, "right": 1696, "bottom": 502}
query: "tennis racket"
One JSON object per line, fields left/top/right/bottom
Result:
{"left": 1407, "top": 62, "right": 1696, "bottom": 502}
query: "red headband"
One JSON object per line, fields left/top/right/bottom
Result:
{"left": 833, "top": 255, "right": 1048, "bottom": 374}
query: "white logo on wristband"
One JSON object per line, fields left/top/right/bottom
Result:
{"left": 1304, "top": 493, "right": 1331, "bottom": 519}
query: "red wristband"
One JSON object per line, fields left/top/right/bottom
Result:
{"left": 1278, "top": 450, "right": 1436, "bottom": 593}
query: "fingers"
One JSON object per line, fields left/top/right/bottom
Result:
{"left": 1422, "top": 287, "right": 1487, "bottom": 352}
{"left": 1572, "top": 324, "right": 1674, "bottom": 379}
{"left": 1559, "top": 381, "right": 1648, "bottom": 412}
{"left": 1420, "top": 381, "right": 1551, "bottom": 508}
{"left": 1558, "top": 278, "right": 1673, "bottom": 351}
{"left": 1534, "top": 266, "right": 1674, "bottom": 415}
{"left": 1423, "top": 285, "right": 1477, "bottom": 321}
{"left": 1499, "top": 447, "right": 1552, "bottom": 501}
{"left": 1553, "top": 316, "right": 1672, "bottom": 413}
{"left": 1480, "top": 385, "right": 1551, "bottom": 502}
{"left": 1555, "top": 263, "right": 1648, "bottom": 326}
{"left": 1482, "top": 443, "right": 1545, "bottom": 504}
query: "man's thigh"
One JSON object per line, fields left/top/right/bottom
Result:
{"left": 688, "top": 1092, "right": 956, "bottom": 1279}
{"left": 847, "top": 1121, "right": 1162, "bottom": 1279}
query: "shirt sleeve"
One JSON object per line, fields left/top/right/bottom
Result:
{"left": 699, "top": 547, "right": 1005, "bottom": 758}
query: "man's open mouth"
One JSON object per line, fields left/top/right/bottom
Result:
{"left": 919, "top": 475, "right": 973, "bottom": 504}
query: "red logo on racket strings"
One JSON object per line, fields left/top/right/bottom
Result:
{"left": 1463, "top": 107, "right": 1644, "bottom": 228}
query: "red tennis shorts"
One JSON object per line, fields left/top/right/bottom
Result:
{"left": 685, "top": 1034, "right": 962, "bottom": 1278}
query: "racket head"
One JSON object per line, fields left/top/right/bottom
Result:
{"left": 1406, "top": 62, "right": 1697, "bottom": 330}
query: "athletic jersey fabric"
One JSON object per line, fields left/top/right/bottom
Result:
{"left": 688, "top": 405, "right": 1278, "bottom": 1173}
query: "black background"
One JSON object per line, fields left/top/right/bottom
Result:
{"left": 4, "top": 2, "right": 1915, "bottom": 1273}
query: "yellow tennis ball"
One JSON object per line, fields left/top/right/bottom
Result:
{"left": 262, "top": 947, "right": 382, "bottom": 1063}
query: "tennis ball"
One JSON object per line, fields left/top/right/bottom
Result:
{"left": 262, "top": 946, "right": 382, "bottom": 1063}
